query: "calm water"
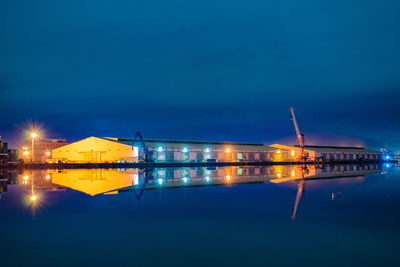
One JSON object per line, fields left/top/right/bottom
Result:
{"left": 1, "top": 164, "right": 399, "bottom": 266}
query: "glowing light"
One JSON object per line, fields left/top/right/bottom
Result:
{"left": 182, "top": 147, "right": 188, "bottom": 153}
{"left": 23, "top": 151, "right": 29, "bottom": 156}
{"left": 205, "top": 176, "right": 210, "bottom": 182}
{"left": 291, "top": 170, "right": 295, "bottom": 177}
{"left": 386, "top": 156, "right": 390, "bottom": 159}
{"left": 386, "top": 164, "right": 390, "bottom": 168}
{"left": 23, "top": 180, "right": 28, "bottom": 184}
{"left": 45, "top": 174, "right": 50, "bottom": 180}
{"left": 30, "top": 195, "right": 37, "bottom": 201}
{"left": 158, "top": 147, "right": 163, "bottom": 152}
{"left": 45, "top": 151, "right": 51, "bottom": 156}
{"left": 226, "top": 175, "right": 231, "bottom": 181}
{"left": 23, "top": 175, "right": 29, "bottom": 181}
{"left": 276, "top": 150, "right": 281, "bottom": 154}
{"left": 31, "top": 132, "right": 38, "bottom": 139}
{"left": 182, "top": 177, "right": 188, "bottom": 183}
{"left": 277, "top": 173, "right": 281, "bottom": 178}
{"left": 158, "top": 179, "right": 163, "bottom": 185}
{"left": 205, "top": 148, "right": 210, "bottom": 153}
{"left": 225, "top": 148, "right": 230, "bottom": 153}
{"left": 291, "top": 150, "right": 295, "bottom": 156}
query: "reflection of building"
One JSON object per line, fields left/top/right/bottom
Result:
{"left": 36, "top": 164, "right": 382, "bottom": 196}
{"left": 270, "top": 144, "right": 381, "bottom": 162}
{"left": 50, "top": 169, "right": 138, "bottom": 196}
{"left": 21, "top": 138, "right": 68, "bottom": 163}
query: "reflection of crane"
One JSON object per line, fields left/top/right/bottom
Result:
{"left": 133, "top": 132, "right": 153, "bottom": 163}
{"left": 289, "top": 107, "right": 309, "bottom": 161}
{"left": 134, "top": 169, "right": 153, "bottom": 199}
{"left": 291, "top": 165, "right": 309, "bottom": 220}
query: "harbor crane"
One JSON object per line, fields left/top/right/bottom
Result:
{"left": 133, "top": 132, "right": 153, "bottom": 163}
{"left": 290, "top": 107, "right": 309, "bottom": 161}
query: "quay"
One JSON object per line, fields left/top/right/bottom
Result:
{"left": 16, "top": 159, "right": 390, "bottom": 170}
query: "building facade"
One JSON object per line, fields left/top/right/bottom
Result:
{"left": 51, "top": 137, "right": 293, "bottom": 163}
{"left": 22, "top": 138, "right": 68, "bottom": 163}
{"left": 50, "top": 137, "right": 381, "bottom": 164}
{"left": 270, "top": 144, "right": 381, "bottom": 162}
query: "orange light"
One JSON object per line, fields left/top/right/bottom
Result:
{"left": 226, "top": 175, "right": 231, "bottom": 181}
{"left": 23, "top": 175, "right": 29, "bottom": 181}
{"left": 291, "top": 170, "right": 295, "bottom": 177}
{"left": 277, "top": 173, "right": 281, "bottom": 178}
{"left": 23, "top": 151, "right": 29, "bottom": 156}
{"left": 225, "top": 148, "right": 230, "bottom": 153}
{"left": 31, "top": 132, "right": 38, "bottom": 138}
{"left": 45, "top": 174, "right": 50, "bottom": 179}
{"left": 45, "top": 151, "right": 51, "bottom": 156}
{"left": 31, "top": 195, "right": 37, "bottom": 201}
{"left": 276, "top": 150, "right": 281, "bottom": 154}
{"left": 291, "top": 150, "right": 295, "bottom": 156}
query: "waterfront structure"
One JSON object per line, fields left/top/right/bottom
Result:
{"left": 21, "top": 138, "right": 68, "bottom": 163}
{"left": 50, "top": 136, "right": 381, "bottom": 164}
{"left": 50, "top": 137, "right": 288, "bottom": 163}
{"left": 0, "top": 137, "right": 8, "bottom": 164}
{"left": 270, "top": 144, "right": 381, "bottom": 161}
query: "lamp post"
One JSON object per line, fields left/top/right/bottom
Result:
{"left": 31, "top": 132, "right": 38, "bottom": 162}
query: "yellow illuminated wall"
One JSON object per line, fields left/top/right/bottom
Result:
{"left": 270, "top": 144, "right": 316, "bottom": 161}
{"left": 51, "top": 169, "right": 138, "bottom": 196}
{"left": 51, "top": 137, "right": 138, "bottom": 163}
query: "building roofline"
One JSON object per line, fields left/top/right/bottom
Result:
{"left": 104, "top": 137, "right": 265, "bottom": 146}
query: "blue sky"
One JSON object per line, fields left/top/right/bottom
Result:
{"left": 1, "top": 0, "right": 399, "bottom": 151}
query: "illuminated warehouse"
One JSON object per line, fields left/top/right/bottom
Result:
{"left": 270, "top": 144, "right": 381, "bottom": 161}
{"left": 50, "top": 137, "right": 381, "bottom": 163}
{"left": 50, "top": 137, "right": 288, "bottom": 163}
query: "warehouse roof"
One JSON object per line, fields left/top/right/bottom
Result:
{"left": 102, "top": 137, "right": 277, "bottom": 151}
{"left": 109, "top": 137, "right": 265, "bottom": 146}
{"left": 300, "top": 145, "right": 379, "bottom": 153}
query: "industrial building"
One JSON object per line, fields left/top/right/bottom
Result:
{"left": 270, "top": 144, "right": 382, "bottom": 161}
{"left": 50, "top": 136, "right": 381, "bottom": 163}
{"left": 50, "top": 137, "right": 291, "bottom": 163}
{"left": 22, "top": 138, "right": 68, "bottom": 163}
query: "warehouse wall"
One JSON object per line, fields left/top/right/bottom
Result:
{"left": 51, "top": 137, "right": 138, "bottom": 163}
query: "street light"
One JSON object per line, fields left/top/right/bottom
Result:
{"left": 30, "top": 132, "right": 38, "bottom": 162}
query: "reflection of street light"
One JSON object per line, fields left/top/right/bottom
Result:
{"left": 31, "top": 132, "right": 38, "bottom": 162}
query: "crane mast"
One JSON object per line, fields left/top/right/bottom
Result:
{"left": 290, "top": 107, "right": 308, "bottom": 161}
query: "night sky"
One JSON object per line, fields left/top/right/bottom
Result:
{"left": 1, "top": 0, "right": 399, "bottom": 152}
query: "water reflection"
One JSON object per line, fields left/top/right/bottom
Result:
{"left": 0, "top": 164, "right": 385, "bottom": 217}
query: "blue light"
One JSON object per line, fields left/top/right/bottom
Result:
{"left": 386, "top": 164, "right": 390, "bottom": 168}
{"left": 158, "top": 179, "right": 163, "bottom": 185}
{"left": 205, "top": 148, "right": 210, "bottom": 153}
{"left": 386, "top": 155, "right": 390, "bottom": 159}
{"left": 182, "top": 147, "right": 188, "bottom": 152}
{"left": 205, "top": 176, "right": 210, "bottom": 182}
{"left": 182, "top": 177, "right": 188, "bottom": 183}
{"left": 158, "top": 146, "right": 163, "bottom": 152}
